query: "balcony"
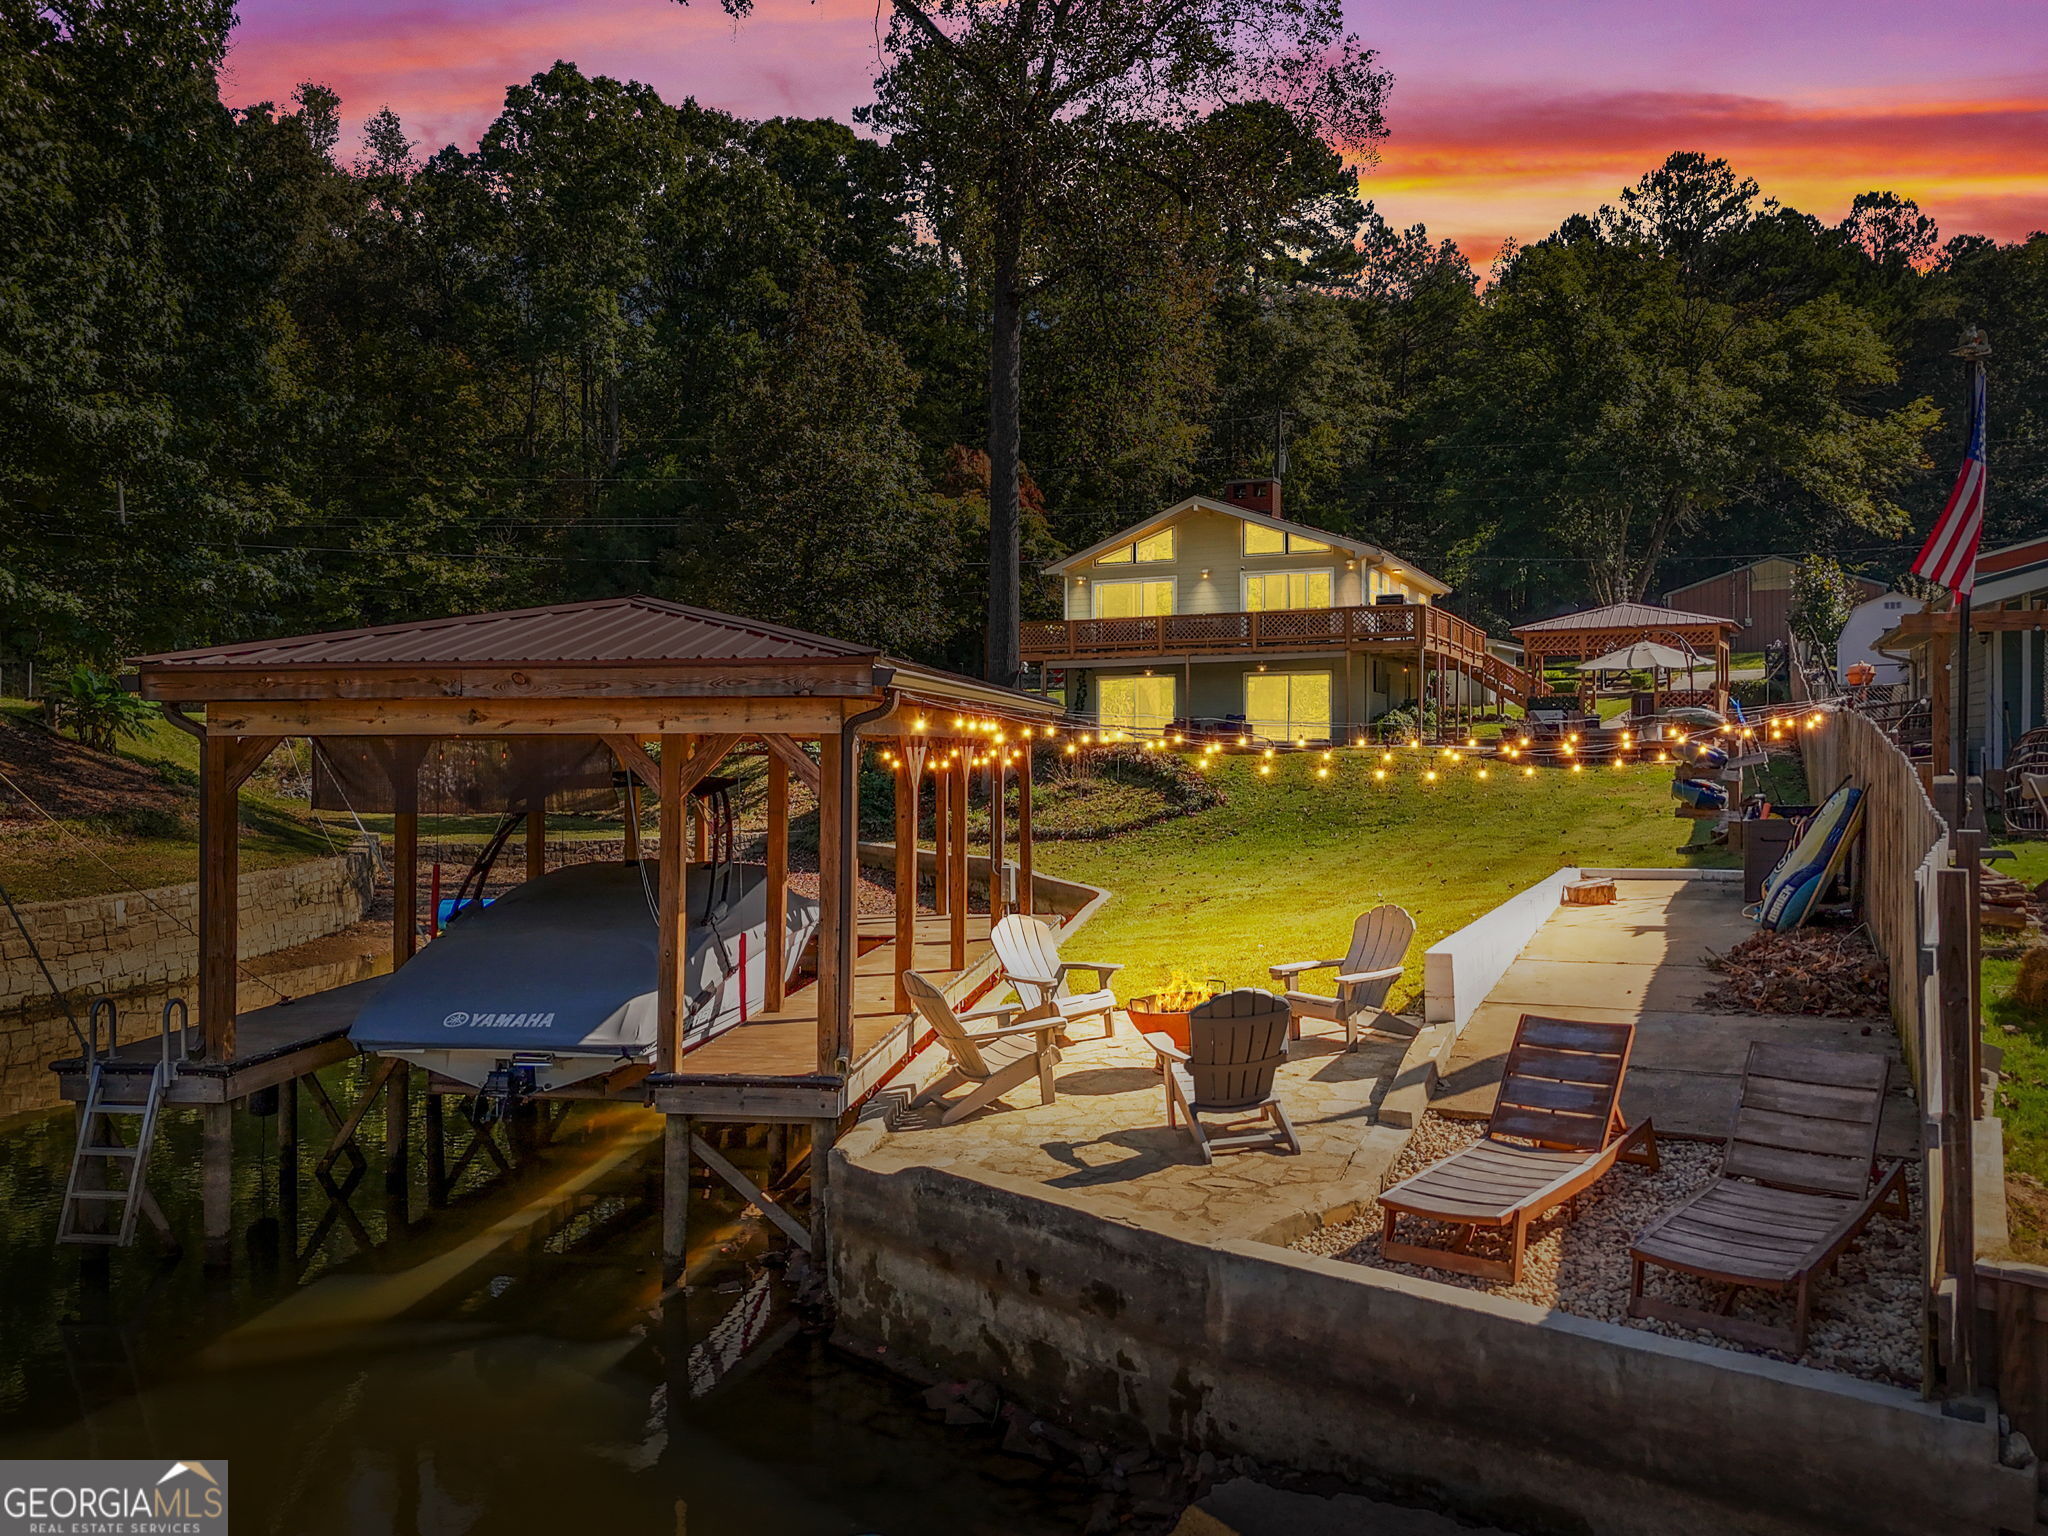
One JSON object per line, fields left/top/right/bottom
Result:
{"left": 1021, "top": 604, "right": 1530, "bottom": 702}
{"left": 1023, "top": 603, "right": 1489, "bottom": 661}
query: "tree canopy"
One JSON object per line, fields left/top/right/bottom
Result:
{"left": 1, "top": 1, "right": 2039, "bottom": 676}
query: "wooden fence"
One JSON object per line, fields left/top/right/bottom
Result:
{"left": 1803, "top": 704, "right": 1946, "bottom": 1083}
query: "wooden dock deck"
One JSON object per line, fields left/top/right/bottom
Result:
{"left": 50, "top": 915, "right": 1000, "bottom": 1120}
{"left": 646, "top": 912, "right": 1000, "bottom": 1119}
{"left": 50, "top": 978, "right": 381, "bottom": 1105}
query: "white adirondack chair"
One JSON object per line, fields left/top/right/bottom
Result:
{"left": 903, "top": 970, "right": 1063, "bottom": 1125}
{"left": 989, "top": 914, "right": 1121, "bottom": 1040}
{"left": 1266, "top": 904, "right": 1414, "bottom": 1049}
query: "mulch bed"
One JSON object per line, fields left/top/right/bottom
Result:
{"left": 1698, "top": 927, "right": 1890, "bottom": 1019}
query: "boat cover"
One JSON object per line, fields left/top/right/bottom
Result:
{"left": 350, "top": 861, "right": 818, "bottom": 1058}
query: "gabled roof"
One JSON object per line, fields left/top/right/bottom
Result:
{"left": 1041, "top": 495, "right": 1451, "bottom": 596}
{"left": 132, "top": 596, "right": 879, "bottom": 668}
{"left": 1663, "top": 556, "right": 1886, "bottom": 600}
{"left": 1512, "top": 601, "right": 1740, "bottom": 636}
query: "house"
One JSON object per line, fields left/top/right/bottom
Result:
{"left": 1662, "top": 556, "right": 1887, "bottom": 654}
{"left": 1021, "top": 480, "right": 1526, "bottom": 741}
{"left": 1872, "top": 533, "right": 2048, "bottom": 770}
{"left": 1836, "top": 591, "right": 1926, "bottom": 686}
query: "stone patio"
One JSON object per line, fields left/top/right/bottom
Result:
{"left": 859, "top": 1018, "right": 1414, "bottom": 1243}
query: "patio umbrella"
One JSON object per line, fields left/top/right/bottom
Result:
{"left": 1575, "top": 641, "right": 1696, "bottom": 672}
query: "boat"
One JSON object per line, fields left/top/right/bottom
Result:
{"left": 349, "top": 859, "right": 820, "bottom": 1115}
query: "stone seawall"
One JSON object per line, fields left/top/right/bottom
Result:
{"left": 0, "top": 845, "right": 377, "bottom": 1015}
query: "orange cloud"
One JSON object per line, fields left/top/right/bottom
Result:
{"left": 1360, "top": 82, "right": 2048, "bottom": 263}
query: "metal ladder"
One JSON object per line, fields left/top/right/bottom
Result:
{"left": 56, "top": 1000, "right": 186, "bottom": 1248}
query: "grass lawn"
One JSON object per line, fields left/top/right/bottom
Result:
{"left": 1984, "top": 840, "right": 2048, "bottom": 1257}
{"left": 0, "top": 703, "right": 336, "bottom": 902}
{"left": 1032, "top": 752, "right": 1730, "bottom": 1011}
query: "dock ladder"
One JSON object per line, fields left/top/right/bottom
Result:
{"left": 56, "top": 1000, "right": 185, "bottom": 1249}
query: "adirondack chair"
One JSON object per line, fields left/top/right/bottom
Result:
{"left": 1628, "top": 1042, "right": 1910, "bottom": 1354}
{"left": 989, "top": 914, "right": 1121, "bottom": 1040}
{"left": 1144, "top": 989, "right": 1300, "bottom": 1163}
{"left": 1266, "top": 904, "right": 1415, "bottom": 1049}
{"left": 903, "top": 970, "right": 1063, "bottom": 1126}
{"left": 1378, "top": 1015, "right": 1658, "bottom": 1284}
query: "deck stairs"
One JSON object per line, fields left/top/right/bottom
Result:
{"left": 55, "top": 1001, "right": 183, "bottom": 1249}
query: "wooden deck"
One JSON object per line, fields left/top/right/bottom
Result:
{"left": 50, "top": 978, "right": 381, "bottom": 1106}
{"left": 50, "top": 916, "right": 999, "bottom": 1121}
{"left": 645, "top": 912, "right": 999, "bottom": 1120}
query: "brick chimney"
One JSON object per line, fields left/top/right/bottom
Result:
{"left": 1220, "top": 477, "right": 1281, "bottom": 519}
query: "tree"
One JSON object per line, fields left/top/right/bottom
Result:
{"left": 679, "top": 0, "right": 1390, "bottom": 682}
{"left": 1432, "top": 156, "right": 1940, "bottom": 609}
{"left": 1789, "top": 557, "right": 1857, "bottom": 658}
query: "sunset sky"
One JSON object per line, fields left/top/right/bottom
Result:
{"left": 221, "top": 0, "right": 2048, "bottom": 263}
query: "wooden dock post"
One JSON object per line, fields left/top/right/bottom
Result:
{"left": 816, "top": 736, "right": 846, "bottom": 1073}
{"left": 197, "top": 733, "right": 279, "bottom": 1062}
{"left": 202, "top": 1101, "right": 234, "bottom": 1269}
{"left": 931, "top": 752, "right": 950, "bottom": 916}
{"left": 810, "top": 1115, "right": 837, "bottom": 1281}
{"left": 657, "top": 736, "right": 688, "bottom": 1074}
{"left": 949, "top": 741, "right": 969, "bottom": 970}
{"left": 988, "top": 746, "right": 1007, "bottom": 917}
{"left": 765, "top": 752, "right": 789, "bottom": 1012}
{"left": 1017, "top": 744, "right": 1034, "bottom": 916}
{"left": 893, "top": 737, "right": 923, "bottom": 1012}
{"left": 423, "top": 1090, "right": 447, "bottom": 1209}
{"left": 663, "top": 1114, "right": 692, "bottom": 1286}
{"left": 278, "top": 1078, "right": 299, "bottom": 1249}
{"left": 384, "top": 1057, "right": 411, "bottom": 1236}
{"left": 526, "top": 809, "right": 546, "bottom": 880}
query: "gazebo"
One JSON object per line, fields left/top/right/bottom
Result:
{"left": 1513, "top": 602, "right": 1739, "bottom": 716}
{"left": 73, "top": 596, "right": 1076, "bottom": 1274}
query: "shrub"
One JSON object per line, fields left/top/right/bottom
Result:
{"left": 43, "top": 665, "right": 155, "bottom": 751}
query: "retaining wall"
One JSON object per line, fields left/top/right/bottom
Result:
{"left": 833, "top": 1148, "right": 2035, "bottom": 1536}
{"left": 0, "top": 845, "right": 377, "bottom": 1014}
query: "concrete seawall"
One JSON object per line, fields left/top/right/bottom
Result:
{"left": 832, "top": 1148, "right": 2034, "bottom": 1536}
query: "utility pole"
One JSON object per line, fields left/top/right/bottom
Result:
{"left": 1949, "top": 328, "right": 1990, "bottom": 833}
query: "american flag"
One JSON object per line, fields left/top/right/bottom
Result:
{"left": 1911, "top": 365, "right": 1988, "bottom": 595}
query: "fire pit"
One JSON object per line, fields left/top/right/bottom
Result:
{"left": 1124, "top": 976, "right": 1227, "bottom": 1054}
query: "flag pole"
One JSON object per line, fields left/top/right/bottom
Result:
{"left": 1949, "top": 330, "right": 1990, "bottom": 833}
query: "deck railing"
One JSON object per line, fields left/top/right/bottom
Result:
{"left": 1021, "top": 604, "right": 1530, "bottom": 703}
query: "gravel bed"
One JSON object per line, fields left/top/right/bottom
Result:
{"left": 1293, "top": 1113, "right": 1923, "bottom": 1388}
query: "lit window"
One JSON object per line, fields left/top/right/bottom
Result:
{"left": 1097, "top": 543, "right": 1134, "bottom": 564}
{"left": 1243, "top": 523, "right": 1332, "bottom": 556}
{"left": 1098, "top": 676, "right": 1177, "bottom": 731}
{"left": 1244, "top": 571, "right": 1332, "bottom": 611}
{"left": 1133, "top": 529, "right": 1175, "bottom": 562}
{"left": 1093, "top": 579, "right": 1174, "bottom": 618}
{"left": 1245, "top": 673, "right": 1332, "bottom": 741}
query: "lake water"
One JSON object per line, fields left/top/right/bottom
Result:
{"left": 0, "top": 1083, "right": 1106, "bottom": 1534}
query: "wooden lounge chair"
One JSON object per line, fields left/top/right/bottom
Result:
{"left": 903, "top": 970, "right": 1063, "bottom": 1126}
{"left": 990, "top": 913, "right": 1121, "bottom": 1041}
{"left": 1378, "top": 1015, "right": 1657, "bottom": 1283}
{"left": 1144, "top": 989, "right": 1300, "bottom": 1163}
{"left": 1266, "top": 904, "right": 1414, "bottom": 1049}
{"left": 1627, "top": 1042, "right": 1909, "bottom": 1354}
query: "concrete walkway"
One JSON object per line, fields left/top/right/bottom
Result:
{"left": 1432, "top": 877, "right": 1918, "bottom": 1156}
{"left": 860, "top": 1021, "right": 1414, "bottom": 1243}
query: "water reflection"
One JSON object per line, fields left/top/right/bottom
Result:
{"left": 0, "top": 1092, "right": 1097, "bottom": 1534}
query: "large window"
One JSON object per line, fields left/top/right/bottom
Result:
{"left": 1096, "top": 528, "right": 1176, "bottom": 565}
{"left": 1092, "top": 578, "right": 1175, "bottom": 618}
{"left": 1243, "top": 570, "right": 1332, "bottom": 611}
{"left": 1243, "top": 524, "right": 1331, "bottom": 556}
{"left": 1097, "top": 675, "right": 1177, "bottom": 732}
{"left": 1244, "top": 671, "right": 1332, "bottom": 742}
